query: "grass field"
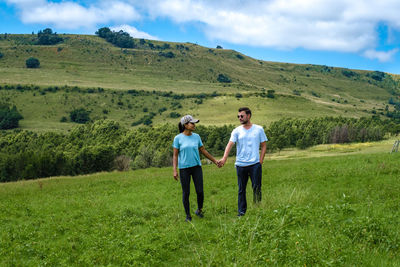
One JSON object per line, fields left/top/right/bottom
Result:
{"left": 1, "top": 143, "right": 400, "bottom": 265}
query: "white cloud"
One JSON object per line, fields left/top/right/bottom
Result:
{"left": 7, "top": 0, "right": 140, "bottom": 29}
{"left": 363, "top": 48, "right": 399, "bottom": 62}
{"left": 133, "top": 0, "right": 400, "bottom": 55}
{"left": 6, "top": 0, "right": 400, "bottom": 60}
{"left": 111, "top": 25, "right": 158, "bottom": 40}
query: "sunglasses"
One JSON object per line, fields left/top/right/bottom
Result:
{"left": 237, "top": 115, "right": 245, "bottom": 118}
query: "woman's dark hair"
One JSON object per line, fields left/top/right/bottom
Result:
{"left": 178, "top": 122, "right": 185, "bottom": 133}
{"left": 238, "top": 107, "right": 252, "bottom": 116}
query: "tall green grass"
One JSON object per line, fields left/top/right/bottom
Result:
{"left": 1, "top": 152, "right": 399, "bottom": 265}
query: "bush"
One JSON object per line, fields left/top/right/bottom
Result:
{"left": 70, "top": 108, "right": 91, "bottom": 124}
{"left": 169, "top": 112, "right": 180, "bottom": 118}
{"left": 159, "top": 51, "right": 175, "bottom": 58}
{"left": 0, "top": 52, "right": 3, "bottom": 59}
{"left": 26, "top": 57, "right": 40, "bottom": 68}
{"left": 37, "top": 28, "right": 63, "bottom": 45}
{"left": 113, "top": 155, "right": 131, "bottom": 171}
{"left": 95, "top": 27, "right": 135, "bottom": 48}
{"left": 217, "top": 74, "right": 232, "bottom": 83}
{"left": 0, "top": 104, "right": 23, "bottom": 129}
{"left": 267, "top": 90, "right": 275, "bottom": 98}
{"left": 368, "top": 71, "right": 385, "bottom": 82}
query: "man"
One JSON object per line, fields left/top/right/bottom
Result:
{"left": 219, "top": 107, "right": 268, "bottom": 217}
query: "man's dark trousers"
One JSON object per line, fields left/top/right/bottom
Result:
{"left": 236, "top": 162, "right": 262, "bottom": 215}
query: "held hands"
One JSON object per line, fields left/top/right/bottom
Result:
{"left": 216, "top": 158, "right": 227, "bottom": 168}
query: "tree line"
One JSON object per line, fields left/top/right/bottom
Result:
{"left": 1, "top": 116, "right": 398, "bottom": 182}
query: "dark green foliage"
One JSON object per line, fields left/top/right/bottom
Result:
{"left": 0, "top": 104, "right": 23, "bottom": 129}
{"left": 235, "top": 93, "right": 243, "bottom": 98}
{"left": 169, "top": 112, "right": 180, "bottom": 118}
{"left": 342, "top": 69, "right": 358, "bottom": 78}
{"left": 95, "top": 27, "right": 135, "bottom": 48}
{"left": 311, "top": 91, "right": 321, "bottom": 98}
{"left": 72, "top": 145, "right": 115, "bottom": 174}
{"left": 0, "top": 116, "right": 397, "bottom": 182}
{"left": 159, "top": 51, "right": 175, "bottom": 58}
{"left": 0, "top": 51, "right": 3, "bottom": 59}
{"left": 293, "top": 89, "right": 301, "bottom": 96}
{"left": 26, "top": 57, "right": 40, "bottom": 68}
{"left": 36, "top": 28, "right": 63, "bottom": 45}
{"left": 267, "top": 90, "right": 275, "bottom": 98}
{"left": 267, "top": 116, "right": 391, "bottom": 151}
{"left": 131, "top": 112, "right": 156, "bottom": 126}
{"left": 236, "top": 54, "right": 244, "bottom": 60}
{"left": 368, "top": 71, "right": 385, "bottom": 82}
{"left": 216, "top": 45, "right": 223, "bottom": 49}
{"left": 217, "top": 73, "right": 232, "bottom": 83}
{"left": 69, "top": 108, "right": 91, "bottom": 124}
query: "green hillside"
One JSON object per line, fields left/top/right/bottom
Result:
{"left": 0, "top": 33, "right": 399, "bottom": 131}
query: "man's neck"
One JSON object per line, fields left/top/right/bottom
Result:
{"left": 242, "top": 122, "right": 252, "bottom": 129}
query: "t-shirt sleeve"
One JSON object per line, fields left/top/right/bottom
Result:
{"left": 229, "top": 128, "right": 238, "bottom": 143}
{"left": 259, "top": 127, "right": 268, "bottom": 142}
{"left": 198, "top": 135, "right": 204, "bottom": 148}
{"left": 173, "top": 135, "right": 180, "bottom": 149}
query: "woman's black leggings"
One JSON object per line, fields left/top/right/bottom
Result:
{"left": 179, "top": 165, "right": 204, "bottom": 217}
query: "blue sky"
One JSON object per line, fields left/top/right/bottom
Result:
{"left": 1, "top": 0, "right": 400, "bottom": 74}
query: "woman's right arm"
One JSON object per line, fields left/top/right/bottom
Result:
{"left": 173, "top": 148, "right": 179, "bottom": 180}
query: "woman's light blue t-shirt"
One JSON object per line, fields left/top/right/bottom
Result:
{"left": 229, "top": 124, "right": 268, "bottom": 167}
{"left": 173, "top": 133, "right": 203, "bottom": 169}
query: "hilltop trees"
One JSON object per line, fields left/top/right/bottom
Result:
{"left": 37, "top": 28, "right": 63, "bottom": 45}
{"left": 96, "top": 27, "right": 135, "bottom": 48}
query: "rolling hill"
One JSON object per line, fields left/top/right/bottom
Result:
{"left": 0, "top": 32, "right": 399, "bottom": 131}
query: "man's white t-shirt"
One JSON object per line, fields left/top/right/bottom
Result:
{"left": 229, "top": 124, "right": 268, "bottom": 167}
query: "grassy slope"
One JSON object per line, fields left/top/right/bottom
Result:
{"left": 0, "top": 34, "right": 397, "bottom": 131}
{"left": 1, "top": 145, "right": 399, "bottom": 265}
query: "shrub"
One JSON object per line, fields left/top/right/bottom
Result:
{"left": 0, "top": 104, "right": 23, "bottom": 130}
{"left": 26, "top": 57, "right": 40, "bottom": 68}
{"left": 217, "top": 73, "right": 232, "bottom": 83}
{"left": 236, "top": 54, "right": 244, "bottom": 60}
{"left": 159, "top": 51, "right": 175, "bottom": 58}
{"left": 95, "top": 27, "right": 135, "bottom": 48}
{"left": 70, "top": 108, "right": 91, "bottom": 124}
{"left": 267, "top": 90, "right": 275, "bottom": 98}
{"left": 0, "top": 52, "right": 3, "bottom": 59}
{"left": 114, "top": 155, "right": 131, "bottom": 171}
{"left": 37, "top": 28, "right": 63, "bottom": 45}
{"left": 342, "top": 70, "right": 357, "bottom": 78}
{"left": 170, "top": 112, "right": 180, "bottom": 118}
{"left": 368, "top": 71, "right": 385, "bottom": 82}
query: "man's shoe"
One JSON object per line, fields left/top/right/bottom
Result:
{"left": 237, "top": 212, "right": 245, "bottom": 217}
{"left": 185, "top": 216, "right": 192, "bottom": 222}
{"left": 195, "top": 209, "right": 204, "bottom": 218}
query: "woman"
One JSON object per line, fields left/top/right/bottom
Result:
{"left": 173, "top": 115, "right": 219, "bottom": 222}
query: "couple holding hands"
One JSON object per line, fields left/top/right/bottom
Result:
{"left": 173, "top": 107, "right": 268, "bottom": 222}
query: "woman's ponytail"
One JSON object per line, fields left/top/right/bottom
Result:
{"left": 178, "top": 122, "right": 185, "bottom": 133}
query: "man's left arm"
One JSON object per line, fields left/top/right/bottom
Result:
{"left": 259, "top": 141, "right": 267, "bottom": 164}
